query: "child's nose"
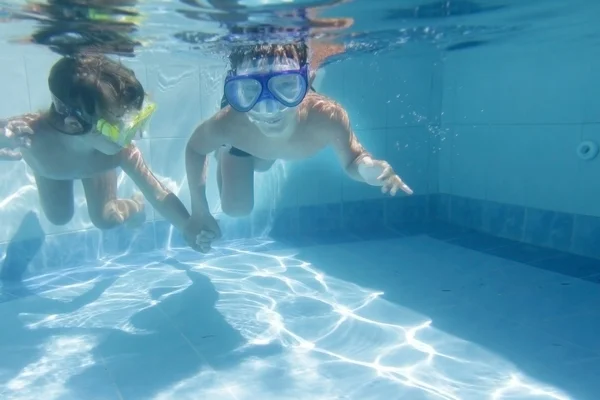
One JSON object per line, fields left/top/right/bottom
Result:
{"left": 257, "top": 99, "right": 284, "bottom": 114}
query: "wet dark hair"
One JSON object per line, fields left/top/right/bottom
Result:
{"left": 47, "top": 53, "right": 144, "bottom": 117}
{"left": 228, "top": 42, "right": 308, "bottom": 71}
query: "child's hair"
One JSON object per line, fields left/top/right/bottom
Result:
{"left": 228, "top": 42, "right": 309, "bottom": 71}
{"left": 48, "top": 53, "right": 144, "bottom": 117}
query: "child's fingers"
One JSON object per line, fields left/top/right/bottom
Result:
{"left": 0, "top": 148, "right": 23, "bottom": 160}
{"left": 376, "top": 166, "right": 392, "bottom": 181}
{"left": 399, "top": 181, "right": 413, "bottom": 195}
{"left": 8, "top": 121, "right": 34, "bottom": 135}
{"left": 19, "top": 126, "right": 34, "bottom": 135}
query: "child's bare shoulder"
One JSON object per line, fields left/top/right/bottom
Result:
{"left": 302, "top": 92, "right": 350, "bottom": 128}
{"left": 188, "top": 108, "right": 236, "bottom": 152}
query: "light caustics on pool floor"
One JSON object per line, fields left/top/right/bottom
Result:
{"left": 1, "top": 241, "right": 570, "bottom": 400}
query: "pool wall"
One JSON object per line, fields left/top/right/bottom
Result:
{"left": 0, "top": 39, "right": 598, "bottom": 277}
{"left": 434, "top": 42, "right": 600, "bottom": 259}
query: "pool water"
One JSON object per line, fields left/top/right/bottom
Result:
{"left": 1, "top": 227, "right": 596, "bottom": 399}
{"left": 0, "top": 0, "right": 599, "bottom": 398}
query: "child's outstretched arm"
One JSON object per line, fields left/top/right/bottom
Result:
{"left": 118, "top": 144, "right": 191, "bottom": 232}
{"left": 322, "top": 102, "right": 413, "bottom": 196}
{"left": 185, "top": 120, "right": 223, "bottom": 221}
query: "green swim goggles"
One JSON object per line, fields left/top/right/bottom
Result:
{"left": 51, "top": 94, "right": 156, "bottom": 147}
{"left": 96, "top": 99, "right": 156, "bottom": 146}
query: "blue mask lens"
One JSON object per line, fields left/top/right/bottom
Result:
{"left": 268, "top": 73, "right": 306, "bottom": 105}
{"left": 224, "top": 78, "right": 262, "bottom": 111}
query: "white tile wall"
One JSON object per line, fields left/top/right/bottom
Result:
{"left": 439, "top": 45, "right": 600, "bottom": 216}
{"left": 144, "top": 64, "right": 202, "bottom": 139}
{"left": 577, "top": 124, "right": 600, "bottom": 216}
{"left": 441, "top": 48, "right": 589, "bottom": 126}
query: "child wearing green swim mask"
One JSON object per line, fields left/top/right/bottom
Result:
{"left": 0, "top": 53, "right": 204, "bottom": 250}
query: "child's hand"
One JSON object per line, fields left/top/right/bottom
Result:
{"left": 0, "top": 119, "right": 34, "bottom": 161}
{"left": 357, "top": 156, "right": 413, "bottom": 196}
{"left": 183, "top": 214, "right": 222, "bottom": 253}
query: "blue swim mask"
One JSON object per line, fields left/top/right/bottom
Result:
{"left": 223, "top": 64, "right": 309, "bottom": 113}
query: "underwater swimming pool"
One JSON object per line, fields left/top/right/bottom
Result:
{"left": 1, "top": 226, "right": 598, "bottom": 399}
{"left": 1, "top": 0, "right": 600, "bottom": 398}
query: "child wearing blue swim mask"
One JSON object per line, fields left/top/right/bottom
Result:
{"left": 0, "top": 54, "right": 204, "bottom": 251}
{"left": 185, "top": 42, "right": 413, "bottom": 253}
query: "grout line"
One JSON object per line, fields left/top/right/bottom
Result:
{"left": 521, "top": 206, "right": 529, "bottom": 243}
{"left": 96, "top": 352, "right": 126, "bottom": 400}
{"left": 23, "top": 56, "right": 33, "bottom": 113}
{"left": 155, "top": 302, "right": 212, "bottom": 366}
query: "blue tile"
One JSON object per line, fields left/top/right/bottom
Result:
{"left": 298, "top": 203, "right": 342, "bottom": 234}
{"left": 131, "top": 222, "right": 157, "bottom": 253}
{"left": 270, "top": 207, "right": 299, "bottom": 237}
{"left": 352, "top": 227, "right": 403, "bottom": 241}
{"left": 154, "top": 220, "right": 171, "bottom": 249}
{"left": 100, "top": 222, "right": 157, "bottom": 256}
{"left": 447, "top": 231, "right": 514, "bottom": 252}
{"left": 269, "top": 228, "right": 359, "bottom": 248}
{"left": 268, "top": 233, "right": 318, "bottom": 248}
{"left": 385, "top": 194, "right": 429, "bottom": 231}
{"left": 545, "top": 358, "right": 600, "bottom": 400}
{"left": 0, "top": 289, "right": 15, "bottom": 303}
{"left": 428, "top": 194, "right": 439, "bottom": 218}
{"left": 450, "top": 196, "right": 483, "bottom": 230}
{"left": 342, "top": 199, "right": 385, "bottom": 231}
{"left": 584, "top": 274, "right": 600, "bottom": 285}
{"left": 163, "top": 224, "right": 188, "bottom": 248}
{"left": 45, "top": 231, "right": 87, "bottom": 267}
{"left": 249, "top": 209, "right": 282, "bottom": 238}
{"left": 525, "top": 208, "right": 574, "bottom": 251}
{"left": 306, "top": 230, "right": 361, "bottom": 246}
{"left": 99, "top": 308, "right": 205, "bottom": 400}
{"left": 487, "top": 243, "right": 564, "bottom": 264}
{"left": 0, "top": 236, "right": 45, "bottom": 280}
{"left": 482, "top": 200, "right": 525, "bottom": 241}
{"left": 219, "top": 237, "right": 294, "bottom": 252}
{"left": 530, "top": 254, "right": 600, "bottom": 281}
{"left": 428, "top": 193, "right": 451, "bottom": 222}
{"left": 573, "top": 215, "right": 600, "bottom": 259}
{"left": 59, "top": 365, "right": 122, "bottom": 400}
{"left": 425, "top": 221, "right": 474, "bottom": 240}
{"left": 85, "top": 229, "right": 101, "bottom": 261}
{"left": 533, "top": 313, "right": 600, "bottom": 357}
{"left": 218, "top": 216, "right": 253, "bottom": 241}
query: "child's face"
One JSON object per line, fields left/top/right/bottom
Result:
{"left": 237, "top": 55, "right": 303, "bottom": 137}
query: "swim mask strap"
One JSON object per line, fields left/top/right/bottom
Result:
{"left": 50, "top": 93, "right": 94, "bottom": 134}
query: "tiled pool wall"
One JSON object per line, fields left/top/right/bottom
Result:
{"left": 2, "top": 193, "right": 600, "bottom": 284}
{"left": 3, "top": 44, "right": 600, "bottom": 280}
